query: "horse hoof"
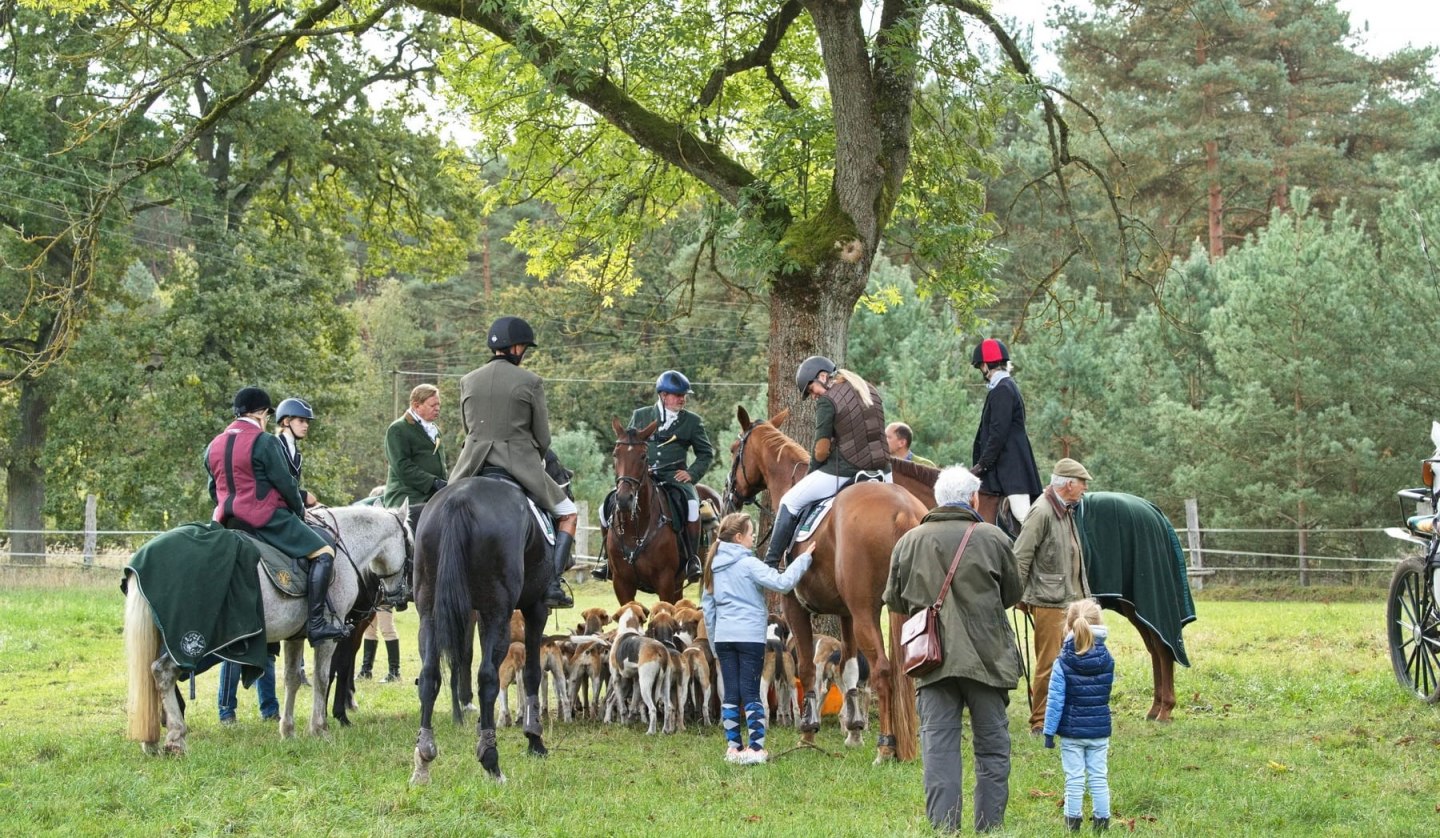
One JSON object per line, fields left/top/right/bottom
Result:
{"left": 844, "top": 731, "right": 864, "bottom": 748}
{"left": 409, "top": 758, "right": 431, "bottom": 786}
{"left": 527, "top": 735, "right": 549, "bottom": 759}
{"left": 415, "top": 728, "right": 437, "bottom": 762}
{"left": 872, "top": 750, "right": 895, "bottom": 766}
{"left": 799, "top": 720, "right": 820, "bottom": 734}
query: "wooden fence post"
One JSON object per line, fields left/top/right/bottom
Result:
{"left": 83, "top": 494, "right": 97, "bottom": 567}
{"left": 1185, "top": 497, "right": 1204, "bottom": 591}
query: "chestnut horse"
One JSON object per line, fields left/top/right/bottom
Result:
{"left": 722, "top": 406, "right": 924, "bottom": 762}
{"left": 889, "top": 457, "right": 1192, "bottom": 722}
{"left": 602, "top": 418, "right": 721, "bottom": 605}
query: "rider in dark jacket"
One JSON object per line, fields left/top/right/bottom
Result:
{"left": 971, "top": 339, "right": 1042, "bottom": 529}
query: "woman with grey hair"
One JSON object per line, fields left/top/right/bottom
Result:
{"left": 885, "top": 464, "right": 1024, "bottom": 832}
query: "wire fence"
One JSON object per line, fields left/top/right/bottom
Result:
{"left": 0, "top": 497, "right": 1421, "bottom": 589}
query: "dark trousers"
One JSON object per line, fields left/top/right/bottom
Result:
{"left": 218, "top": 656, "right": 278, "bottom": 721}
{"left": 715, "top": 641, "right": 765, "bottom": 707}
{"left": 918, "top": 677, "right": 1013, "bottom": 833}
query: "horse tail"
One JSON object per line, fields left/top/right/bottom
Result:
{"left": 123, "top": 575, "right": 161, "bottom": 743}
{"left": 887, "top": 608, "right": 920, "bottom": 761}
{"left": 430, "top": 500, "right": 476, "bottom": 674}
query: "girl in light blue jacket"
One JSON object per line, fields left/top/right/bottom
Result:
{"left": 701, "top": 512, "right": 813, "bottom": 764}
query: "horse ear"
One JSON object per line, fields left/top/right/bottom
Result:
{"left": 770, "top": 408, "right": 791, "bottom": 429}
{"left": 737, "top": 405, "right": 752, "bottom": 429}
{"left": 612, "top": 417, "right": 625, "bottom": 438}
{"left": 640, "top": 419, "right": 660, "bottom": 439}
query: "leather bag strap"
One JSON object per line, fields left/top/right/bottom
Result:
{"left": 931, "top": 524, "right": 978, "bottom": 610}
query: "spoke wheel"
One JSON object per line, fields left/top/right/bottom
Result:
{"left": 1387, "top": 555, "right": 1440, "bottom": 703}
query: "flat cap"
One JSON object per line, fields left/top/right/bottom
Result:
{"left": 1053, "top": 458, "right": 1092, "bottom": 481}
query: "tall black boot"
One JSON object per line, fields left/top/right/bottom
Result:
{"left": 545, "top": 531, "right": 574, "bottom": 608}
{"left": 359, "top": 639, "right": 377, "bottom": 679}
{"left": 591, "top": 552, "right": 611, "bottom": 581}
{"left": 763, "top": 507, "right": 801, "bottom": 569}
{"left": 683, "top": 520, "right": 702, "bottom": 583}
{"left": 306, "top": 553, "right": 351, "bottom": 644}
{"left": 381, "top": 638, "right": 401, "bottom": 683}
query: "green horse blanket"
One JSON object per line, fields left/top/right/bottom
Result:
{"left": 1076, "top": 492, "right": 1196, "bottom": 667}
{"left": 123, "top": 521, "right": 270, "bottom": 682}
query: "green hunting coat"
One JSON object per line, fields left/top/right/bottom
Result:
{"left": 628, "top": 404, "right": 714, "bottom": 500}
{"left": 884, "top": 505, "right": 1023, "bottom": 690}
{"left": 383, "top": 413, "right": 448, "bottom": 508}
{"left": 450, "top": 356, "right": 568, "bottom": 510}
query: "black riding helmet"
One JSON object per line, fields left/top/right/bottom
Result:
{"left": 971, "top": 338, "right": 1010, "bottom": 369}
{"left": 488, "top": 316, "right": 538, "bottom": 351}
{"left": 795, "top": 355, "right": 837, "bottom": 398}
{"left": 232, "top": 386, "right": 272, "bottom": 417}
{"left": 275, "top": 397, "right": 314, "bottom": 422}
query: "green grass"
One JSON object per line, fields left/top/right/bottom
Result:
{"left": 2, "top": 576, "right": 1437, "bottom": 836}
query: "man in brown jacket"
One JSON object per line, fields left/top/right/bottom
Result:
{"left": 885, "top": 465, "right": 1022, "bottom": 833}
{"left": 450, "top": 316, "right": 577, "bottom": 608}
{"left": 1014, "top": 457, "right": 1093, "bottom": 733}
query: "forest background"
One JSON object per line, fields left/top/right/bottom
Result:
{"left": 3, "top": 0, "right": 1439, "bottom": 577}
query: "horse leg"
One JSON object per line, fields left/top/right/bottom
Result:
{"left": 459, "top": 610, "right": 478, "bottom": 713}
{"left": 520, "top": 601, "right": 549, "bottom": 757}
{"left": 851, "top": 611, "right": 896, "bottom": 764}
{"left": 476, "top": 609, "right": 511, "bottom": 781}
{"left": 411, "top": 613, "right": 442, "bottom": 786}
{"left": 280, "top": 638, "right": 304, "bottom": 740}
{"left": 1133, "top": 615, "right": 1177, "bottom": 722}
{"left": 152, "top": 657, "right": 186, "bottom": 756}
{"left": 308, "top": 640, "right": 335, "bottom": 737}
{"left": 781, "top": 595, "right": 820, "bottom": 738}
{"left": 839, "top": 617, "right": 865, "bottom": 747}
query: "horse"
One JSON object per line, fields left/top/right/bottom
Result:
{"left": 722, "top": 406, "right": 924, "bottom": 763}
{"left": 602, "top": 418, "right": 722, "bottom": 605}
{"left": 123, "top": 504, "right": 413, "bottom": 755}
{"left": 888, "top": 457, "right": 1194, "bottom": 722}
{"left": 410, "top": 476, "right": 556, "bottom": 785}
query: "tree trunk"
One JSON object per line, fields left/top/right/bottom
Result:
{"left": 6, "top": 378, "right": 51, "bottom": 565}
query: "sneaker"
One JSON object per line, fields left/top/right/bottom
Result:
{"left": 723, "top": 745, "right": 744, "bottom": 764}
{"left": 739, "top": 747, "right": 769, "bottom": 765}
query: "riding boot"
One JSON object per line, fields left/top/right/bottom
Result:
{"left": 305, "top": 553, "right": 351, "bottom": 644}
{"left": 683, "top": 520, "right": 702, "bottom": 583}
{"left": 380, "top": 638, "right": 401, "bottom": 683}
{"left": 359, "top": 639, "right": 377, "bottom": 679}
{"left": 545, "top": 531, "right": 575, "bottom": 608}
{"left": 1092, "top": 817, "right": 1109, "bottom": 833}
{"left": 763, "top": 507, "right": 801, "bottom": 569}
{"left": 591, "top": 556, "right": 611, "bottom": 582}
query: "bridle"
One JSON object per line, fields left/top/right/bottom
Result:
{"left": 724, "top": 424, "right": 765, "bottom": 512}
{"left": 609, "top": 433, "right": 667, "bottom": 561}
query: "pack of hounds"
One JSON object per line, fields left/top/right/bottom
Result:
{"left": 492, "top": 600, "right": 873, "bottom": 739}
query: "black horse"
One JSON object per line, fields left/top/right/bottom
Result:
{"left": 410, "top": 476, "right": 555, "bottom": 784}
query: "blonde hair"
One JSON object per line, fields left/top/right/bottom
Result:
{"left": 834, "top": 368, "right": 875, "bottom": 407}
{"left": 409, "top": 383, "right": 439, "bottom": 408}
{"left": 1066, "top": 598, "right": 1104, "bottom": 655}
{"left": 703, "top": 512, "right": 754, "bottom": 594}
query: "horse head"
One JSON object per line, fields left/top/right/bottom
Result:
{"left": 611, "top": 417, "right": 657, "bottom": 516}
{"left": 722, "top": 405, "right": 792, "bottom": 514}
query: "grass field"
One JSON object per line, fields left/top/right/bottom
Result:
{"left": 2, "top": 572, "right": 1438, "bottom": 836}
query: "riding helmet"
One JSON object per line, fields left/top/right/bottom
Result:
{"left": 232, "top": 386, "right": 273, "bottom": 417}
{"left": 795, "top": 355, "right": 837, "bottom": 398}
{"left": 275, "top": 397, "right": 315, "bottom": 422}
{"left": 487, "top": 316, "right": 538, "bottom": 351}
{"left": 656, "top": 370, "right": 692, "bottom": 395}
{"left": 971, "top": 338, "right": 1010, "bottom": 369}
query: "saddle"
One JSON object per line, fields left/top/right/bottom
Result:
{"left": 229, "top": 531, "right": 310, "bottom": 598}
{"left": 792, "top": 470, "right": 889, "bottom": 544}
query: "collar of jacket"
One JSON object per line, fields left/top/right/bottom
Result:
{"left": 1043, "top": 486, "right": 1072, "bottom": 519}
{"left": 921, "top": 504, "right": 983, "bottom": 525}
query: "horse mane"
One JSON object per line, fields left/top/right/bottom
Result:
{"left": 835, "top": 368, "right": 876, "bottom": 407}
{"left": 890, "top": 455, "right": 939, "bottom": 487}
{"left": 752, "top": 421, "right": 809, "bottom": 466}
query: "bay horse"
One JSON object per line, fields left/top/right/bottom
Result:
{"left": 722, "top": 406, "right": 924, "bottom": 763}
{"left": 889, "top": 457, "right": 1193, "bottom": 722}
{"left": 602, "top": 418, "right": 721, "bottom": 605}
{"left": 410, "top": 476, "right": 554, "bottom": 784}
{"left": 123, "top": 504, "right": 413, "bottom": 754}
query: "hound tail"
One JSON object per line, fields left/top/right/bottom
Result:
{"left": 887, "top": 608, "right": 920, "bottom": 761}
{"left": 123, "top": 576, "right": 161, "bottom": 744}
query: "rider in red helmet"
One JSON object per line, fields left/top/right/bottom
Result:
{"left": 970, "top": 339, "right": 1042, "bottom": 530}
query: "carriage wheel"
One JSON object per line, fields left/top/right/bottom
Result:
{"left": 1386, "top": 555, "right": 1440, "bottom": 703}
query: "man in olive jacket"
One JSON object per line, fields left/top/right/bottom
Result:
{"left": 383, "top": 383, "right": 448, "bottom": 531}
{"left": 1014, "top": 457, "right": 1092, "bottom": 733}
{"left": 885, "top": 465, "right": 1022, "bottom": 833}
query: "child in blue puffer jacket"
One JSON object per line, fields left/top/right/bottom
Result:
{"left": 1043, "top": 598, "right": 1114, "bottom": 832}
{"left": 701, "top": 512, "right": 813, "bottom": 765}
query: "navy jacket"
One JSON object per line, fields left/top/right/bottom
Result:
{"left": 971, "top": 374, "right": 1042, "bottom": 498}
{"left": 1043, "top": 627, "right": 1114, "bottom": 740}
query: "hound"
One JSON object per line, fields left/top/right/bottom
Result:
{"left": 607, "top": 603, "right": 672, "bottom": 734}
{"left": 760, "top": 618, "right": 800, "bottom": 728}
{"left": 566, "top": 636, "right": 611, "bottom": 720}
{"left": 538, "top": 636, "right": 573, "bottom": 722}
{"left": 815, "top": 633, "right": 871, "bottom": 746}
{"left": 497, "top": 641, "right": 526, "bottom": 727}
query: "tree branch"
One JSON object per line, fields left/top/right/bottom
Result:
{"left": 696, "top": 0, "right": 804, "bottom": 110}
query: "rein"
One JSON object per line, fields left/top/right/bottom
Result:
{"left": 610, "top": 436, "right": 670, "bottom": 565}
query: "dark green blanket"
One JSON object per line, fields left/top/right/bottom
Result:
{"left": 1076, "top": 492, "right": 1196, "bottom": 667}
{"left": 124, "top": 521, "right": 270, "bottom": 682}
